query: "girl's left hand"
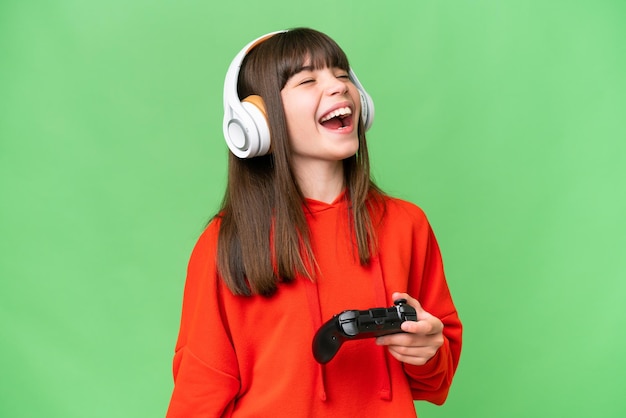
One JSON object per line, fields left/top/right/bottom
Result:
{"left": 375, "top": 292, "right": 444, "bottom": 366}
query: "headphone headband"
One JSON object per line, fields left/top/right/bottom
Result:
{"left": 222, "top": 30, "right": 374, "bottom": 159}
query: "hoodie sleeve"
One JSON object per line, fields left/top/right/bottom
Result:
{"left": 166, "top": 222, "right": 240, "bottom": 417}
{"left": 387, "top": 201, "right": 463, "bottom": 405}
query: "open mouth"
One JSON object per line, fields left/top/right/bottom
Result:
{"left": 319, "top": 106, "right": 353, "bottom": 130}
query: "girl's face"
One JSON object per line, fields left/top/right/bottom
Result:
{"left": 280, "top": 63, "right": 361, "bottom": 170}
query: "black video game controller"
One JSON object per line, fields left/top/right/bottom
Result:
{"left": 312, "top": 298, "right": 418, "bottom": 364}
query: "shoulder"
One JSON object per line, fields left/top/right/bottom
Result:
{"left": 380, "top": 195, "right": 429, "bottom": 225}
{"left": 370, "top": 195, "right": 435, "bottom": 244}
{"left": 189, "top": 216, "right": 222, "bottom": 259}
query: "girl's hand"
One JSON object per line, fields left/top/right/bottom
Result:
{"left": 375, "top": 292, "right": 444, "bottom": 366}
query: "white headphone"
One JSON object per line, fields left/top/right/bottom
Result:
{"left": 223, "top": 30, "right": 375, "bottom": 159}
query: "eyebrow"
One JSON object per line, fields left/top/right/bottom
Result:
{"left": 292, "top": 65, "right": 314, "bottom": 74}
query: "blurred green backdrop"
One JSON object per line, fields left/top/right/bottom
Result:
{"left": 1, "top": 0, "right": 625, "bottom": 417}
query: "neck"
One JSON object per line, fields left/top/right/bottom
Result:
{"left": 293, "top": 159, "right": 345, "bottom": 204}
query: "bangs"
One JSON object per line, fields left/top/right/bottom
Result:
{"left": 239, "top": 28, "right": 351, "bottom": 98}
{"left": 273, "top": 29, "right": 351, "bottom": 88}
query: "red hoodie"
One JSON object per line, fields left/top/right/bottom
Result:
{"left": 167, "top": 194, "right": 462, "bottom": 417}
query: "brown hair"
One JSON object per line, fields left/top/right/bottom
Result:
{"left": 216, "top": 28, "right": 385, "bottom": 296}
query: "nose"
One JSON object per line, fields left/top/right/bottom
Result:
{"left": 325, "top": 74, "right": 349, "bottom": 96}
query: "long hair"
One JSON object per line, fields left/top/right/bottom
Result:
{"left": 216, "top": 28, "right": 385, "bottom": 297}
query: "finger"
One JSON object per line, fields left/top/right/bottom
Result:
{"left": 400, "top": 318, "right": 429, "bottom": 334}
{"left": 402, "top": 314, "right": 444, "bottom": 336}
{"left": 376, "top": 329, "right": 437, "bottom": 348}
{"left": 386, "top": 345, "right": 438, "bottom": 366}
{"left": 377, "top": 321, "right": 434, "bottom": 345}
{"left": 377, "top": 332, "right": 428, "bottom": 347}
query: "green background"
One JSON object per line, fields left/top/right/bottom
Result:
{"left": 1, "top": 0, "right": 625, "bottom": 417}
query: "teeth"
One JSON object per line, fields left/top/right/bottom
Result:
{"left": 320, "top": 107, "right": 352, "bottom": 123}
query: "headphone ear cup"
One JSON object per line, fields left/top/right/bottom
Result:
{"left": 240, "top": 95, "right": 271, "bottom": 157}
{"left": 358, "top": 89, "right": 374, "bottom": 131}
{"left": 223, "top": 31, "right": 285, "bottom": 159}
{"left": 224, "top": 94, "right": 270, "bottom": 158}
{"left": 348, "top": 68, "right": 374, "bottom": 132}
{"left": 241, "top": 94, "right": 267, "bottom": 116}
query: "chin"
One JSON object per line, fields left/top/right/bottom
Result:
{"left": 334, "top": 144, "right": 360, "bottom": 160}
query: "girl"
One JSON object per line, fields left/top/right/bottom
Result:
{"left": 166, "top": 28, "right": 462, "bottom": 417}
